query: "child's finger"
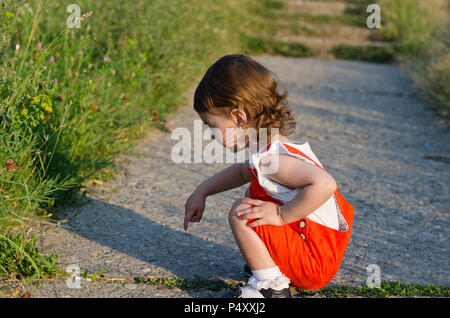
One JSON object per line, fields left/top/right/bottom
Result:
{"left": 235, "top": 206, "right": 251, "bottom": 215}
{"left": 240, "top": 211, "right": 262, "bottom": 220}
{"left": 184, "top": 212, "right": 196, "bottom": 230}
{"left": 242, "top": 198, "right": 263, "bottom": 206}
{"left": 236, "top": 206, "right": 259, "bottom": 216}
{"left": 196, "top": 211, "right": 203, "bottom": 222}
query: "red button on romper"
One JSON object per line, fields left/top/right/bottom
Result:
{"left": 246, "top": 143, "right": 355, "bottom": 290}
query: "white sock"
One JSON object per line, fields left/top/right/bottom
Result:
{"left": 250, "top": 266, "right": 290, "bottom": 291}
{"left": 239, "top": 286, "right": 264, "bottom": 298}
{"left": 251, "top": 266, "right": 282, "bottom": 281}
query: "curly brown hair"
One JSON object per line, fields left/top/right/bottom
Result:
{"left": 193, "top": 54, "right": 296, "bottom": 139}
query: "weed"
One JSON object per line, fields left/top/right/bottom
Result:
{"left": 241, "top": 33, "right": 315, "bottom": 57}
{"left": 0, "top": 231, "right": 59, "bottom": 282}
{"left": 134, "top": 275, "right": 239, "bottom": 291}
{"left": 296, "top": 281, "right": 450, "bottom": 298}
{"left": 332, "top": 44, "right": 395, "bottom": 63}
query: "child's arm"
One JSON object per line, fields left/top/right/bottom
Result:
{"left": 268, "top": 155, "right": 337, "bottom": 224}
{"left": 184, "top": 163, "right": 250, "bottom": 230}
{"left": 237, "top": 154, "right": 337, "bottom": 227}
{"left": 197, "top": 162, "right": 250, "bottom": 197}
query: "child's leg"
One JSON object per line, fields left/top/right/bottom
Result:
{"left": 228, "top": 199, "right": 291, "bottom": 297}
{"left": 228, "top": 199, "right": 276, "bottom": 270}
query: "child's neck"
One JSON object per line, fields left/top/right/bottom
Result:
{"left": 247, "top": 133, "right": 291, "bottom": 153}
{"left": 270, "top": 133, "right": 290, "bottom": 144}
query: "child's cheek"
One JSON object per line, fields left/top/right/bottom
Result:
{"left": 209, "top": 127, "right": 226, "bottom": 147}
{"left": 222, "top": 128, "right": 236, "bottom": 149}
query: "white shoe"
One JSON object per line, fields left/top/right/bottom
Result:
{"left": 234, "top": 274, "right": 292, "bottom": 298}
{"left": 234, "top": 284, "right": 264, "bottom": 298}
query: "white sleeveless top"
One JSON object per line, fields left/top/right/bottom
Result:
{"left": 249, "top": 141, "right": 342, "bottom": 230}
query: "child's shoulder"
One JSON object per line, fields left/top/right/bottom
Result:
{"left": 255, "top": 140, "right": 313, "bottom": 159}
{"left": 251, "top": 139, "right": 324, "bottom": 169}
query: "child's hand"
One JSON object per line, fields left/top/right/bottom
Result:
{"left": 235, "top": 198, "right": 285, "bottom": 227}
{"left": 184, "top": 189, "right": 206, "bottom": 230}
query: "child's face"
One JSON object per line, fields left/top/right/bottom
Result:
{"left": 198, "top": 111, "right": 246, "bottom": 152}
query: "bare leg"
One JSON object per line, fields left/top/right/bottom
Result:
{"left": 228, "top": 199, "right": 276, "bottom": 271}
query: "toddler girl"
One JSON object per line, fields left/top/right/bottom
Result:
{"left": 184, "top": 54, "right": 354, "bottom": 298}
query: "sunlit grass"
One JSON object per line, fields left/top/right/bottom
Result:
{"left": 379, "top": 0, "right": 449, "bottom": 123}
{"left": 0, "top": 0, "right": 248, "bottom": 216}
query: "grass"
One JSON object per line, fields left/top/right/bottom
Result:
{"left": 240, "top": 33, "right": 315, "bottom": 58}
{"left": 252, "top": 8, "right": 366, "bottom": 27}
{"left": 0, "top": 229, "right": 61, "bottom": 283}
{"left": 249, "top": 0, "right": 370, "bottom": 26}
{"left": 248, "top": 16, "right": 331, "bottom": 38}
{"left": 411, "top": 52, "right": 450, "bottom": 122}
{"left": 378, "top": 0, "right": 450, "bottom": 123}
{"left": 296, "top": 281, "right": 450, "bottom": 298}
{"left": 0, "top": 0, "right": 249, "bottom": 214}
{"left": 309, "top": 0, "right": 373, "bottom": 3}
{"left": 332, "top": 44, "right": 395, "bottom": 63}
{"left": 135, "top": 275, "right": 238, "bottom": 292}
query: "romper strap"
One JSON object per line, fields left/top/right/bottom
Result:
{"left": 282, "top": 143, "right": 325, "bottom": 171}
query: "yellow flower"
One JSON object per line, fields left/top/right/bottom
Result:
{"left": 31, "top": 121, "right": 37, "bottom": 127}
{"left": 39, "top": 113, "right": 44, "bottom": 120}
{"left": 42, "top": 102, "right": 53, "bottom": 113}
{"left": 43, "top": 95, "right": 52, "bottom": 106}
{"left": 32, "top": 96, "right": 40, "bottom": 104}
{"left": 21, "top": 109, "right": 28, "bottom": 115}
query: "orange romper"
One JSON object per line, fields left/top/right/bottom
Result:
{"left": 246, "top": 142, "right": 354, "bottom": 290}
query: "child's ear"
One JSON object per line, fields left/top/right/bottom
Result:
{"left": 229, "top": 107, "right": 248, "bottom": 128}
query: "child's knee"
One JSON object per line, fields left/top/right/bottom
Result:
{"left": 228, "top": 207, "right": 243, "bottom": 228}
{"left": 228, "top": 199, "right": 249, "bottom": 228}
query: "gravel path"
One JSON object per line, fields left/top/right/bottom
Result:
{"left": 10, "top": 55, "right": 449, "bottom": 297}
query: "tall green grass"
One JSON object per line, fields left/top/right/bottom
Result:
{"left": 0, "top": 0, "right": 250, "bottom": 280}
{"left": 0, "top": 231, "right": 60, "bottom": 282}
{"left": 0, "top": 0, "right": 247, "bottom": 215}
{"left": 379, "top": 0, "right": 449, "bottom": 123}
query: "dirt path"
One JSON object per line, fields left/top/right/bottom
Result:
{"left": 7, "top": 55, "right": 448, "bottom": 298}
